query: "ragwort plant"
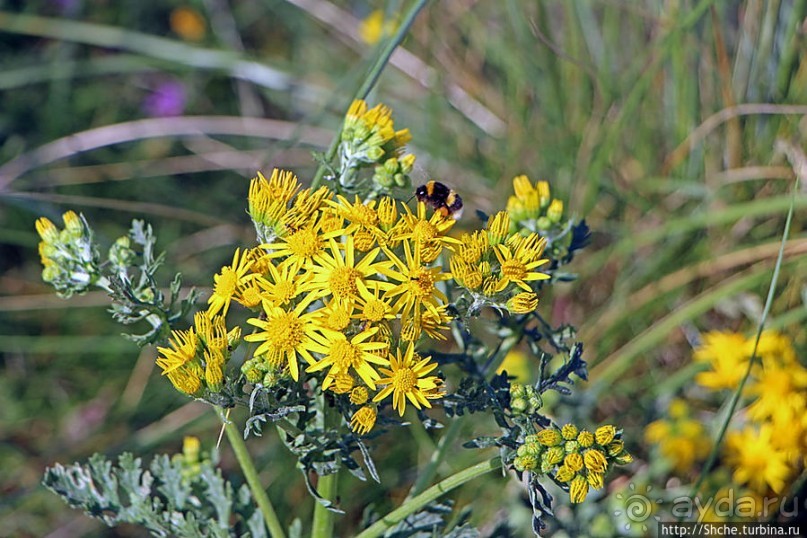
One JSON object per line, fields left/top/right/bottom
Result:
{"left": 37, "top": 99, "right": 631, "bottom": 537}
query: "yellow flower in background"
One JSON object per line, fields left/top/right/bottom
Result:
{"left": 306, "top": 327, "right": 389, "bottom": 390}
{"left": 207, "top": 248, "right": 256, "bottom": 317}
{"left": 751, "top": 330, "right": 797, "bottom": 365}
{"left": 694, "top": 331, "right": 752, "bottom": 391}
{"left": 746, "top": 363, "right": 807, "bottom": 424}
{"left": 358, "top": 9, "right": 398, "bottom": 45}
{"left": 170, "top": 7, "right": 206, "bottom": 42}
{"left": 498, "top": 349, "right": 531, "bottom": 383}
{"left": 724, "top": 424, "right": 793, "bottom": 494}
{"left": 373, "top": 342, "right": 444, "bottom": 416}
{"left": 645, "top": 400, "right": 710, "bottom": 475}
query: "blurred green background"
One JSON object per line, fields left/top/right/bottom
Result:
{"left": 1, "top": 1, "right": 806, "bottom": 536}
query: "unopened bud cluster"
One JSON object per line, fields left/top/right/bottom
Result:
{"left": 510, "top": 383, "right": 542, "bottom": 415}
{"left": 507, "top": 175, "right": 566, "bottom": 233}
{"left": 513, "top": 424, "right": 633, "bottom": 503}
{"left": 338, "top": 99, "right": 414, "bottom": 192}
{"left": 35, "top": 211, "right": 103, "bottom": 297}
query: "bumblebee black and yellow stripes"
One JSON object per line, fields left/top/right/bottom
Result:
{"left": 414, "top": 181, "right": 463, "bottom": 218}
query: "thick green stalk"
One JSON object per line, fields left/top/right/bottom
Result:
{"left": 356, "top": 457, "right": 500, "bottom": 538}
{"left": 311, "top": 395, "right": 339, "bottom": 538}
{"left": 218, "top": 408, "right": 286, "bottom": 538}
{"left": 406, "top": 330, "right": 521, "bottom": 499}
{"left": 311, "top": 472, "right": 338, "bottom": 538}
{"left": 310, "top": 0, "right": 429, "bottom": 188}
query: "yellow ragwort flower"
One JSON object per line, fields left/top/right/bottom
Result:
{"left": 257, "top": 259, "right": 311, "bottom": 307}
{"left": 354, "top": 279, "right": 398, "bottom": 324}
{"left": 583, "top": 449, "right": 608, "bottom": 474}
{"left": 486, "top": 211, "right": 510, "bottom": 245}
{"left": 306, "top": 327, "right": 389, "bottom": 390}
{"left": 207, "top": 248, "right": 256, "bottom": 317}
{"left": 245, "top": 295, "right": 323, "bottom": 381}
{"left": 380, "top": 240, "right": 450, "bottom": 325}
{"left": 304, "top": 236, "right": 392, "bottom": 302}
{"left": 263, "top": 215, "right": 342, "bottom": 270}
{"left": 494, "top": 233, "right": 550, "bottom": 292}
{"left": 373, "top": 342, "right": 444, "bottom": 416}
{"left": 329, "top": 195, "right": 381, "bottom": 235}
{"left": 724, "top": 424, "right": 792, "bottom": 494}
{"left": 694, "top": 331, "right": 752, "bottom": 390}
{"left": 395, "top": 201, "right": 460, "bottom": 253}
{"left": 506, "top": 292, "right": 539, "bottom": 314}
{"left": 156, "top": 327, "right": 198, "bottom": 376}
{"left": 569, "top": 475, "right": 589, "bottom": 503}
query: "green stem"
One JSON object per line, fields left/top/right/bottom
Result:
{"left": 355, "top": 457, "right": 501, "bottom": 538}
{"left": 310, "top": 0, "right": 429, "bottom": 188}
{"left": 218, "top": 408, "right": 287, "bottom": 538}
{"left": 406, "top": 328, "right": 522, "bottom": 499}
{"left": 311, "top": 472, "right": 338, "bottom": 538}
{"left": 311, "top": 394, "right": 339, "bottom": 538}
{"left": 406, "top": 418, "right": 463, "bottom": 498}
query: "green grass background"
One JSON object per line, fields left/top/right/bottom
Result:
{"left": 1, "top": 1, "right": 805, "bottom": 536}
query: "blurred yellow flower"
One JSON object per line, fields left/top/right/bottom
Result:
{"left": 724, "top": 424, "right": 793, "bottom": 494}
{"left": 498, "top": 349, "right": 531, "bottom": 383}
{"left": 170, "top": 7, "right": 206, "bottom": 42}
{"left": 358, "top": 9, "right": 398, "bottom": 45}
{"left": 645, "top": 401, "right": 710, "bottom": 474}
{"left": 694, "top": 331, "right": 752, "bottom": 390}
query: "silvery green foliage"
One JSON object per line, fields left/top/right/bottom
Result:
{"left": 106, "top": 220, "right": 200, "bottom": 346}
{"left": 43, "top": 452, "right": 266, "bottom": 538}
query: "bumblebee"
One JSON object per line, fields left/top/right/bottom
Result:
{"left": 414, "top": 181, "right": 464, "bottom": 218}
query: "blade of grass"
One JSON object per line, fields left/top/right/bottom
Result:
{"left": 0, "top": 11, "right": 303, "bottom": 93}
{"left": 582, "top": 192, "right": 807, "bottom": 277}
{"left": 0, "top": 116, "right": 331, "bottom": 187}
{"left": 582, "top": 237, "right": 807, "bottom": 345}
{"left": 689, "top": 152, "right": 800, "bottom": 499}
{"left": 589, "top": 256, "right": 802, "bottom": 386}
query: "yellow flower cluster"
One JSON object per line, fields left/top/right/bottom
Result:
{"left": 644, "top": 399, "right": 711, "bottom": 475}
{"left": 691, "top": 330, "right": 805, "bottom": 494}
{"left": 513, "top": 424, "right": 632, "bottom": 503}
{"left": 506, "top": 175, "right": 566, "bottom": 232}
{"left": 156, "top": 311, "right": 241, "bottom": 395}
{"left": 450, "top": 204, "right": 549, "bottom": 313}
{"left": 157, "top": 107, "right": 556, "bottom": 436}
